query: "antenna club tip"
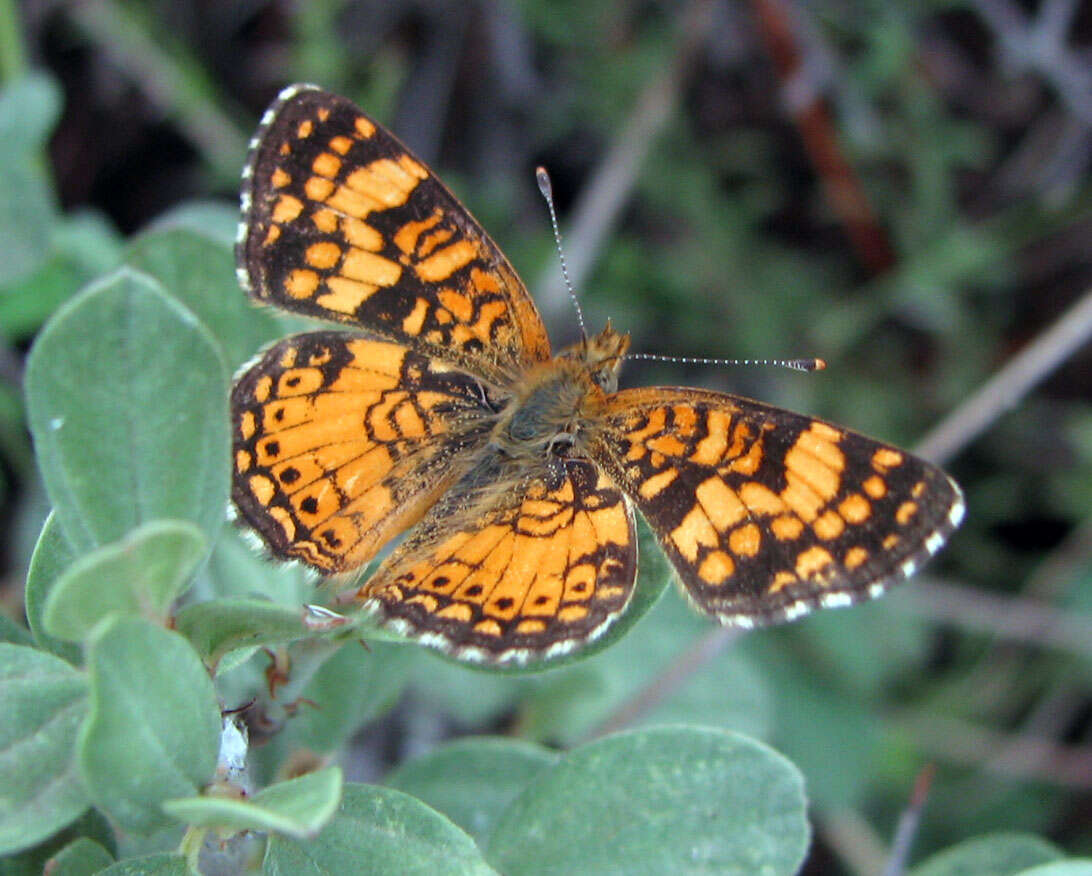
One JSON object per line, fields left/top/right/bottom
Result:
{"left": 813, "top": 358, "right": 827, "bottom": 371}
{"left": 535, "top": 166, "right": 552, "bottom": 197}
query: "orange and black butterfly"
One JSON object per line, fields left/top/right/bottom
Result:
{"left": 231, "top": 85, "right": 964, "bottom": 665}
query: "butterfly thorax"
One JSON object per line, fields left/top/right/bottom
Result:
{"left": 490, "top": 324, "right": 630, "bottom": 463}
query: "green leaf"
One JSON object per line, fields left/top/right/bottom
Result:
{"left": 147, "top": 201, "right": 240, "bottom": 248}
{"left": 163, "top": 766, "right": 342, "bottom": 839}
{"left": 78, "top": 617, "right": 221, "bottom": 833}
{"left": 43, "top": 837, "right": 114, "bottom": 876}
{"left": 0, "top": 127, "right": 55, "bottom": 285}
{"left": 518, "top": 594, "right": 770, "bottom": 746}
{"left": 486, "top": 726, "right": 808, "bottom": 876}
{"left": 0, "top": 257, "right": 84, "bottom": 341}
{"left": 24, "top": 512, "right": 82, "bottom": 664}
{"left": 1017, "top": 864, "right": 1092, "bottom": 876}
{"left": 125, "top": 228, "right": 283, "bottom": 369}
{"left": 0, "top": 644, "right": 89, "bottom": 855}
{"left": 25, "top": 267, "right": 230, "bottom": 554}
{"left": 191, "top": 522, "right": 315, "bottom": 606}
{"left": 43, "top": 519, "right": 206, "bottom": 642}
{"left": 0, "top": 809, "right": 115, "bottom": 876}
{"left": 173, "top": 597, "right": 313, "bottom": 669}
{"left": 0, "top": 209, "right": 123, "bottom": 341}
{"left": 0, "top": 71, "right": 62, "bottom": 150}
{"left": 0, "top": 613, "right": 32, "bottom": 646}
{"left": 910, "top": 833, "right": 1064, "bottom": 876}
{"left": 264, "top": 784, "right": 497, "bottom": 876}
{"left": 96, "top": 854, "right": 190, "bottom": 876}
{"left": 385, "top": 737, "right": 558, "bottom": 845}
{"left": 0, "top": 73, "right": 61, "bottom": 286}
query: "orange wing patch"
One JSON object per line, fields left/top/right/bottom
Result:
{"left": 238, "top": 85, "right": 551, "bottom": 384}
{"left": 589, "top": 387, "right": 963, "bottom": 626}
{"left": 231, "top": 331, "right": 493, "bottom": 572}
{"left": 354, "top": 457, "right": 637, "bottom": 661}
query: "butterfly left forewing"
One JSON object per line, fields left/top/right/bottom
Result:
{"left": 239, "top": 85, "right": 552, "bottom": 385}
{"left": 587, "top": 387, "right": 964, "bottom": 626}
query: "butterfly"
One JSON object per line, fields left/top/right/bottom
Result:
{"left": 230, "top": 84, "right": 964, "bottom": 665}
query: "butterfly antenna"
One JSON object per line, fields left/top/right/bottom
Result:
{"left": 536, "top": 166, "right": 587, "bottom": 341}
{"left": 626, "top": 352, "right": 827, "bottom": 373}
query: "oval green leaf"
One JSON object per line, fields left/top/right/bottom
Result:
{"left": 125, "top": 229, "right": 283, "bottom": 369}
{"left": 264, "top": 784, "right": 497, "bottom": 876}
{"left": 78, "top": 617, "right": 221, "bottom": 833}
{"left": 0, "top": 808, "right": 116, "bottom": 876}
{"left": 24, "top": 512, "right": 82, "bottom": 664}
{"left": 0, "top": 613, "right": 33, "bottom": 646}
{"left": 0, "top": 644, "right": 89, "bottom": 855}
{"left": 911, "top": 833, "right": 1064, "bottom": 876}
{"left": 0, "top": 73, "right": 61, "bottom": 286}
{"left": 0, "top": 71, "right": 63, "bottom": 151}
{"left": 164, "top": 766, "right": 342, "bottom": 839}
{"left": 43, "top": 837, "right": 114, "bottom": 876}
{"left": 486, "top": 726, "right": 808, "bottom": 876}
{"left": 173, "top": 597, "right": 312, "bottom": 669}
{"left": 43, "top": 519, "right": 206, "bottom": 642}
{"left": 385, "top": 737, "right": 558, "bottom": 845}
{"left": 25, "top": 267, "right": 229, "bottom": 554}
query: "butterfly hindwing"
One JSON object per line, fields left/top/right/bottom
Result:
{"left": 589, "top": 387, "right": 964, "bottom": 626}
{"left": 239, "top": 84, "right": 552, "bottom": 384}
{"left": 355, "top": 455, "right": 638, "bottom": 661}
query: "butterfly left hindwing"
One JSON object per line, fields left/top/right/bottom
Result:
{"left": 231, "top": 331, "right": 494, "bottom": 573}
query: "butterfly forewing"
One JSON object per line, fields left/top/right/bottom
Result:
{"left": 239, "top": 84, "right": 552, "bottom": 385}
{"left": 588, "top": 387, "right": 964, "bottom": 626}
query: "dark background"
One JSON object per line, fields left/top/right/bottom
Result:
{"left": 5, "top": 0, "right": 1092, "bottom": 871}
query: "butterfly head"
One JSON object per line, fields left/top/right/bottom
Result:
{"left": 559, "top": 320, "right": 630, "bottom": 394}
